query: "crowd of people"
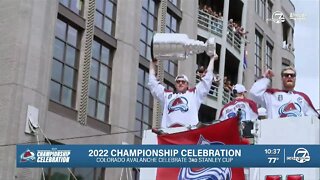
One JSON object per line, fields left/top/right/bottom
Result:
{"left": 200, "top": 4, "right": 223, "bottom": 20}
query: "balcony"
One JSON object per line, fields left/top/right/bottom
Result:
{"left": 227, "top": 27, "right": 241, "bottom": 52}
{"left": 196, "top": 77, "right": 234, "bottom": 105}
{"left": 198, "top": 10, "right": 223, "bottom": 37}
{"left": 197, "top": 9, "right": 244, "bottom": 54}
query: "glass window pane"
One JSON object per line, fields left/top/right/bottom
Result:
{"left": 89, "top": 78, "right": 98, "bottom": 98}
{"left": 137, "top": 85, "right": 143, "bottom": 102}
{"left": 169, "top": 61, "right": 175, "bottom": 75}
{"left": 92, "top": 40, "right": 101, "bottom": 60}
{"left": 50, "top": 168, "right": 70, "bottom": 180}
{"left": 105, "top": 0, "right": 113, "bottom": 18}
{"left": 144, "top": 89, "right": 150, "bottom": 105}
{"left": 95, "top": 11, "right": 103, "bottom": 29}
{"left": 94, "top": 168, "right": 103, "bottom": 180}
{"left": 51, "top": 60, "right": 63, "bottom": 82}
{"left": 144, "top": 72, "right": 149, "bottom": 87}
{"left": 142, "top": 0, "right": 148, "bottom": 9}
{"left": 70, "top": 0, "right": 81, "bottom": 14}
{"left": 97, "top": 103, "right": 105, "bottom": 121}
{"left": 53, "top": 38, "right": 65, "bottom": 61}
{"left": 149, "top": 0, "right": 155, "bottom": 13}
{"left": 65, "top": 45, "right": 76, "bottom": 67}
{"left": 136, "top": 102, "right": 142, "bottom": 119}
{"left": 166, "top": 14, "right": 170, "bottom": 27}
{"left": 87, "top": 98, "right": 96, "bottom": 117}
{"left": 171, "top": 17, "right": 177, "bottom": 31}
{"left": 146, "top": 46, "right": 151, "bottom": 60}
{"left": 135, "top": 120, "right": 142, "bottom": 136}
{"left": 103, "top": 17, "right": 112, "bottom": 35}
{"left": 67, "top": 26, "right": 78, "bottom": 47}
{"left": 147, "top": 30, "right": 153, "bottom": 45}
{"left": 90, "top": 59, "right": 99, "bottom": 79}
{"left": 140, "top": 26, "right": 147, "bottom": 42}
{"left": 61, "top": 86, "right": 72, "bottom": 107}
{"left": 96, "top": 0, "right": 104, "bottom": 12}
{"left": 141, "top": 9, "right": 148, "bottom": 26}
{"left": 74, "top": 168, "right": 94, "bottom": 180}
{"left": 138, "top": 68, "right": 144, "bottom": 84}
{"left": 55, "top": 19, "right": 66, "bottom": 40}
{"left": 143, "top": 122, "right": 150, "bottom": 131}
{"left": 60, "top": 0, "right": 68, "bottom": 7}
{"left": 98, "top": 83, "right": 107, "bottom": 103}
{"left": 143, "top": 106, "right": 149, "bottom": 123}
{"left": 63, "top": 66, "right": 75, "bottom": 88}
{"left": 50, "top": 81, "right": 61, "bottom": 102}
{"left": 148, "top": 14, "right": 154, "bottom": 29}
{"left": 101, "top": 46, "right": 110, "bottom": 65}
{"left": 99, "top": 64, "right": 108, "bottom": 84}
{"left": 139, "top": 41, "right": 146, "bottom": 56}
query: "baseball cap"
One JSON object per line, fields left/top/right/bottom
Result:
{"left": 175, "top": 74, "right": 189, "bottom": 83}
{"left": 233, "top": 84, "right": 247, "bottom": 94}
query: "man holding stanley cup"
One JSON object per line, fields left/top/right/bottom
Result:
{"left": 148, "top": 34, "right": 218, "bottom": 128}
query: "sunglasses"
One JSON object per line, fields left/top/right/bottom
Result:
{"left": 176, "top": 80, "right": 187, "bottom": 84}
{"left": 282, "top": 73, "right": 296, "bottom": 78}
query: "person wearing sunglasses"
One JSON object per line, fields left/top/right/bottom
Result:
{"left": 249, "top": 67, "right": 319, "bottom": 119}
{"left": 148, "top": 53, "right": 218, "bottom": 128}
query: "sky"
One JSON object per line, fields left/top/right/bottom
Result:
{"left": 291, "top": 0, "right": 320, "bottom": 109}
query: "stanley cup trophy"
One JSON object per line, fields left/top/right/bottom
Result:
{"left": 151, "top": 33, "right": 216, "bottom": 61}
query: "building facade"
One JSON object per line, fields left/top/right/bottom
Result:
{"left": 0, "top": 0, "right": 294, "bottom": 179}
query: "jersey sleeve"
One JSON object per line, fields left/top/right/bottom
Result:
{"left": 195, "top": 71, "right": 214, "bottom": 104}
{"left": 249, "top": 77, "right": 270, "bottom": 107}
{"left": 148, "top": 73, "right": 165, "bottom": 103}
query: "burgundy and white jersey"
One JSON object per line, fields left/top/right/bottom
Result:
{"left": 250, "top": 78, "right": 319, "bottom": 119}
{"left": 219, "top": 98, "right": 258, "bottom": 121}
{"left": 148, "top": 71, "right": 214, "bottom": 128}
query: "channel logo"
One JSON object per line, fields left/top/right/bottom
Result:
{"left": 287, "top": 147, "right": 310, "bottom": 164}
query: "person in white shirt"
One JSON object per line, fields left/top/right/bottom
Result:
{"left": 249, "top": 67, "right": 319, "bottom": 119}
{"left": 148, "top": 54, "right": 218, "bottom": 128}
{"left": 219, "top": 84, "right": 258, "bottom": 121}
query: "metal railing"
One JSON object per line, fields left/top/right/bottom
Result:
{"left": 196, "top": 77, "right": 234, "bottom": 104}
{"left": 226, "top": 27, "right": 242, "bottom": 52}
{"left": 198, "top": 10, "right": 223, "bottom": 37}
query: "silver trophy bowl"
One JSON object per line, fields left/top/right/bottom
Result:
{"left": 151, "top": 33, "right": 216, "bottom": 61}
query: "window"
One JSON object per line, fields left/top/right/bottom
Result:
{"left": 266, "top": 42, "right": 273, "bottom": 70}
{"left": 254, "top": 31, "right": 263, "bottom": 79}
{"left": 135, "top": 67, "right": 153, "bottom": 138}
{"left": 88, "top": 40, "right": 112, "bottom": 122}
{"left": 60, "top": 0, "right": 84, "bottom": 15}
{"left": 255, "top": 0, "right": 266, "bottom": 20}
{"left": 42, "top": 168, "right": 104, "bottom": 180}
{"left": 50, "top": 19, "right": 80, "bottom": 108}
{"left": 168, "top": 0, "right": 178, "bottom": 7}
{"left": 95, "top": 0, "right": 116, "bottom": 35}
{"left": 163, "top": 12, "right": 179, "bottom": 77}
{"left": 140, "top": 0, "right": 157, "bottom": 60}
{"left": 267, "top": 1, "right": 273, "bottom": 27}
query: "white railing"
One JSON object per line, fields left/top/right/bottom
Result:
{"left": 227, "top": 27, "right": 242, "bottom": 52}
{"left": 196, "top": 77, "right": 233, "bottom": 104}
{"left": 198, "top": 10, "right": 223, "bottom": 37}
{"left": 222, "top": 90, "right": 234, "bottom": 105}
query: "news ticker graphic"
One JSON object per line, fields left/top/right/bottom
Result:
{"left": 17, "top": 145, "right": 320, "bottom": 168}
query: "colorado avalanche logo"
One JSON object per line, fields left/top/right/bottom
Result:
{"left": 168, "top": 97, "right": 189, "bottom": 114}
{"left": 20, "top": 149, "right": 36, "bottom": 162}
{"left": 178, "top": 136, "right": 232, "bottom": 180}
{"left": 278, "top": 102, "right": 302, "bottom": 117}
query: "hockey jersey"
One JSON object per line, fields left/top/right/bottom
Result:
{"left": 249, "top": 78, "right": 319, "bottom": 119}
{"left": 219, "top": 98, "right": 258, "bottom": 121}
{"left": 148, "top": 71, "right": 214, "bottom": 128}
